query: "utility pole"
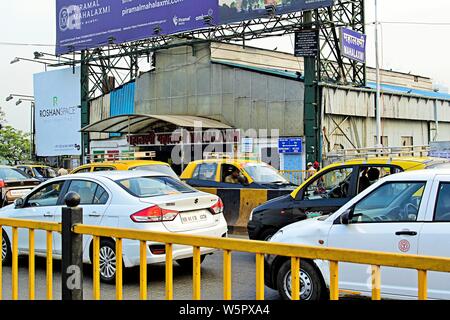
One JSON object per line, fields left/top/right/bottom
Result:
{"left": 80, "top": 51, "right": 90, "bottom": 164}
{"left": 374, "top": 0, "right": 382, "bottom": 148}
{"left": 303, "top": 10, "right": 321, "bottom": 164}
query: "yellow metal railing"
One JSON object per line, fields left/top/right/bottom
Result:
{"left": 3, "top": 217, "right": 450, "bottom": 300}
{"left": 0, "top": 218, "right": 61, "bottom": 300}
{"left": 279, "top": 170, "right": 308, "bottom": 185}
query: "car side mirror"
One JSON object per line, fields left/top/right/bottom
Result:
{"left": 14, "top": 198, "right": 24, "bottom": 209}
{"left": 340, "top": 208, "right": 353, "bottom": 225}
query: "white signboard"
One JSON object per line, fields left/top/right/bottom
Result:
{"left": 33, "top": 67, "right": 81, "bottom": 156}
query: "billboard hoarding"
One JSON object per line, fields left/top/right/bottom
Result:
{"left": 56, "top": 0, "right": 334, "bottom": 55}
{"left": 33, "top": 67, "right": 82, "bottom": 157}
{"left": 56, "top": 0, "right": 219, "bottom": 55}
{"left": 341, "top": 27, "right": 367, "bottom": 63}
{"left": 220, "top": 0, "right": 334, "bottom": 25}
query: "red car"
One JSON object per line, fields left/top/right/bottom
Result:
{"left": 0, "top": 166, "right": 41, "bottom": 207}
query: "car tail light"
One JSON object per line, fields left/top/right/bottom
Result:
{"left": 209, "top": 198, "right": 224, "bottom": 215}
{"left": 0, "top": 179, "right": 5, "bottom": 188}
{"left": 130, "top": 206, "right": 179, "bottom": 223}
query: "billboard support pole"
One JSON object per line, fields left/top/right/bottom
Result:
{"left": 303, "top": 10, "right": 321, "bottom": 165}
{"left": 80, "top": 50, "right": 90, "bottom": 165}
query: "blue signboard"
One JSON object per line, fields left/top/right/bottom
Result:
{"left": 278, "top": 138, "right": 303, "bottom": 154}
{"left": 341, "top": 27, "right": 367, "bottom": 63}
{"left": 56, "top": 0, "right": 334, "bottom": 55}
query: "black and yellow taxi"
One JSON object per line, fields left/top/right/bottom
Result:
{"left": 247, "top": 157, "right": 449, "bottom": 241}
{"left": 71, "top": 160, "right": 179, "bottom": 179}
{"left": 16, "top": 164, "right": 57, "bottom": 182}
{"left": 180, "top": 159, "right": 297, "bottom": 190}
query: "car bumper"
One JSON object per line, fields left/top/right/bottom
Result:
{"left": 247, "top": 220, "right": 262, "bottom": 240}
{"left": 122, "top": 222, "right": 228, "bottom": 268}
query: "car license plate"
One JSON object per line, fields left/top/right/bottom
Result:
{"left": 9, "top": 189, "right": 31, "bottom": 197}
{"left": 180, "top": 212, "right": 208, "bottom": 224}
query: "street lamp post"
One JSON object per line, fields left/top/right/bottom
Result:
{"left": 5, "top": 94, "right": 36, "bottom": 161}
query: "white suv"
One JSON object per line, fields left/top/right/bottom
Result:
{"left": 266, "top": 169, "right": 450, "bottom": 300}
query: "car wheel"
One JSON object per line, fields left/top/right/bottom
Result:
{"left": 2, "top": 230, "right": 12, "bottom": 266}
{"left": 98, "top": 239, "right": 117, "bottom": 284}
{"left": 176, "top": 255, "right": 206, "bottom": 269}
{"left": 276, "top": 260, "right": 325, "bottom": 301}
{"left": 259, "top": 228, "right": 278, "bottom": 241}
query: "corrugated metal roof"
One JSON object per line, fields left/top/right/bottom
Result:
{"left": 211, "top": 59, "right": 304, "bottom": 81}
{"left": 366, "top": 82, "right": 450, "bottom": 101}
{"left": 81, "top": 114, "right": 233, "bottom": 133}
{"left": 213, "top": 59, "right": 450, "bottom": 101}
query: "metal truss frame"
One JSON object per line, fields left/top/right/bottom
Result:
{"left": 51, "top": 0, "right": 365, "bottom": 99}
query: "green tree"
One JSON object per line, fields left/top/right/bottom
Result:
{"left": 0, "top": 125, "right": 31, "bottom": 165}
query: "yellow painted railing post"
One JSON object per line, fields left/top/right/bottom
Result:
{"left": 223, "top": 250, "right": 232, "bottom": 300}
{"left": 46, "top": 231, "right": 53, "bottom": 300}
{"left": 418, "top": 270, "right": 428, "bottom": 300}
{"left": 29, "top": 229, "right": 35, "bottom": 300}
{"left": 116, "top": 238, "right": 123, "bottom": 301}
{"left": 255, "top": 253, "right": 264, "bottom": 300}
{"left": 0, "top": 226, "right": 2, "bottom": 301}
{"left": 371, "top": 265, "right": 381, "bottom": 300}
{"left": 12, "top": 227, "right": 18, "bottom": 300}
{"left": 291, "top": 257, "right": 300, "bottom": 300}
{"left": 93, "top": 236, "right": 100, "bottom": 300}
{"left": 165, "top": 244, "right": 173, "bottom": 300}
{"left": 193, "top": 246, "right": 201, "bottom": 300}
{"left": 140, "top": 240, "right": 147, "bottom": 300}
{"left": 329, "top": 261, "right": 339, "bottom": 300}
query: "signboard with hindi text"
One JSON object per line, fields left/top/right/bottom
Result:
{"left": 340, "top": 27, "right": 367, "bottom": 63}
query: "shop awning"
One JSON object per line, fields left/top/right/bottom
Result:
{"left": 80, "top": 114, "right": 233, "bottom": 133}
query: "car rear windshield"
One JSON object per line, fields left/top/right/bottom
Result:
{"left": 117, "top": 176, "right": 196, "bottom": 198}
{"left": 0, "top": 168, "right": 31, "bottom": 181}
{"left": 129, "top": 165, "right": 179, "bottom": 179}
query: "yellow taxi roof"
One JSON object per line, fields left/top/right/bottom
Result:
{"left": 188, "top": 159, "right": 263, "bottom": 167}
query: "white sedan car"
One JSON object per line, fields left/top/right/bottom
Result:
{"left": 266, "top": 168, "right": 450, "bottom": 300}
{"left": 1, "top": 171, "right": 228, "bottom": 283}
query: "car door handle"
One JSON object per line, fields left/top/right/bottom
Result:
{"left": 89, "top": 212, "right": 101, "bottom": 217}
{"left": 395, "top": 230, "right": 417, "bottom": 236}
{"left": 44, "top": 212, "right": 54, "bottom": 217}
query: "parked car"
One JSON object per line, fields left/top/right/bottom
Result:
{"left": 0, "top": 166, "right": 41, "bottom": 207}
{"left": 71, "top": 160, "right": 179, "bottom": 180}
{"left": 16, "top": 165, "right": 57, "bottom": 182}
{"left": 181, "top": 159, "right": 297, "bottom": 190}
{"left": 0, "top": 171, "right": 228, "bottom": 283}
{"left": 248, "top": 157, "right": 450, "bottom": 241}
{"left": 266, "top": 168, "right": 450, "bottom": 300}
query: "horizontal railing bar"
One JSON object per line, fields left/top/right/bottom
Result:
{"left": 73, "top": 224, "right": 450, "bottom": 273}
{"left": 0, "top": 218, "right": 61, "bottom": 232}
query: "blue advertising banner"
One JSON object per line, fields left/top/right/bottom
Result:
{"left": 340, "top": 27, "right": 367, "bottom": 63}
{"left": 219, "top": 0, "right": 334, "bottom": 24}
{"left": 56, "top": 0, "right": 218, "bottom": 54}
{"left": 278, "top": 137, "right": 303, "bottom": 154}
{"left": 56, "top": 0, "right": 334, "bottom": 55}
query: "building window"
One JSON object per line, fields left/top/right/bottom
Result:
{"left": 401, "top": 136, "right": 414, "bottom": 147}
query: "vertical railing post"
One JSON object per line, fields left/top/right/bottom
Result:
{"left": 61, "top": 192, "right": 83, "bottom": 301}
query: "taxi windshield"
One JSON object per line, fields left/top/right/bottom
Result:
{"left": 243, "top": 163, "right": 289, "bottom": 184}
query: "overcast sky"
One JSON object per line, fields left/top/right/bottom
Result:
{"left": 1, "top": 0, "right": 450, "bottom": 132}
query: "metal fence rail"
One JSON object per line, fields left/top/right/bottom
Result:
{"left": 0, "top": 218, "right": 61, "bottom": 300}
{"left": 2, "top": 217, "right": 450, "bottom": 301}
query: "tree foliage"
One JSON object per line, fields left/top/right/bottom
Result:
{"left": 0, "top": 125, "right": 31, "bottom": 165}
